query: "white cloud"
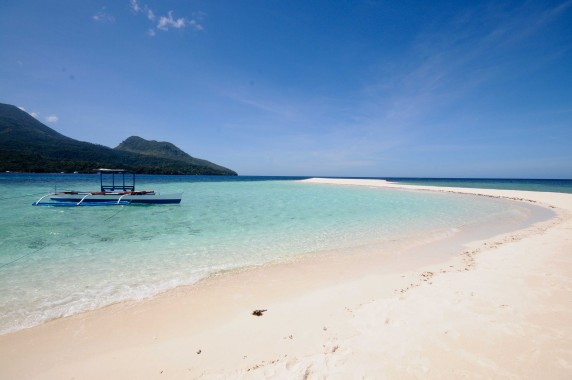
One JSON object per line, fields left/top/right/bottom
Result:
{"left": 129, "top": 1, "right": 204, "bottom": 35}
{"left": 189, "top": 19, "right": 204, "bottom": 31}
{"left": 18, "top": 107, "right": 44, "bottom": 119}
{"left": 45, "top": 115, "right": 58, "bottom": 123}
{"left": 157, "top": 11, "right": 186, "bottom": 30}
{"left": 130, "top": 0, "right": 141, "bottom": 13}
{"left": 93, "top": 7, "right": 114, "bottom": 22}
{"left": 93, "top": 12, "right": 115, "bottom": 22}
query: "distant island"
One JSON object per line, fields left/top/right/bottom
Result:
{"left": 0, "top": 103, "right": 237, "bottom": 175}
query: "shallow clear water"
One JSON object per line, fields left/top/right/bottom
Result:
{"left": 0, "top": 174, "right": 548, "bottom": 334}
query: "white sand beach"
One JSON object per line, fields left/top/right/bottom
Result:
{"left": 1, "top": 178, "right": 571, "bottom": 379}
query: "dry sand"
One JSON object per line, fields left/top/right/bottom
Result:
{"left": 1, "top": 178, "right": 571, "bottom": 379}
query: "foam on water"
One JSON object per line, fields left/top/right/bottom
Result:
{"left": 0, "top": 175, "right": 548, "bottom": 334}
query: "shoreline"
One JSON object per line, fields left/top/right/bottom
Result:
{"left": 1, "top": 178, "right": 571, "bottom": 378}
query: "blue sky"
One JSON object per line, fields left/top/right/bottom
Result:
{"left": 1, "top": 0, "right": 571, "bottom": 178}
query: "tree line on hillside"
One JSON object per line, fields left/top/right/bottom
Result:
{"left": 0, "top": 150, "right": 232, "bottom": 175}
{"left": 0, "top": 103, "right": 237, "bottom": 175}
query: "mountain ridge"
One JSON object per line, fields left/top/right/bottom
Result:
{"left": 0, "top": 103, "right": 237, "bottom": 175}
{"left": 115, "top": 136, "right": 235, "bottom": 174}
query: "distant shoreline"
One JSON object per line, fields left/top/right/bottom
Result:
{"left": 2, "top": 172, "right": 572, "bottom": 193}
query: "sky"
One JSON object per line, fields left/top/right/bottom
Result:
{"left": 0, "top": 0, "right": 571, "bottom": 178}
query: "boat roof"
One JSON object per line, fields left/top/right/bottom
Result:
{"left": 95, "top": 168, "right": 128, "bottom": 174}
{"left": 96, "top": 169, "right": 136, "bottom": 191}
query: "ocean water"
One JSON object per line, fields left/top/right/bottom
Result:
{"left": 0, "top": 174, "right": 553, "bottom": 335}
{"left": 386, "top": 178, "right": 572, "bottom": 194}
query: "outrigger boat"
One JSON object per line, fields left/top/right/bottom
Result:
{"left": 33, "top": 169, "right": 183, "bottom": 206}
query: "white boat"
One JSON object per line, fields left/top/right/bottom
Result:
{"left": 33, "top": 169, "right": 183, "bottom": 206}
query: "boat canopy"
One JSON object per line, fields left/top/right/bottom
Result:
{"left": 96, "top": 168, "right": 135, "bottom": 192}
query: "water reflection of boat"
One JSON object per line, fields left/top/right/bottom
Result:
{"left": 33, "top": 169, "right": 183, "bottom": 206}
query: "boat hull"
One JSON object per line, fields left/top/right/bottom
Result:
{"left": 49, "top": 192, "right": 183, "bottom": 204}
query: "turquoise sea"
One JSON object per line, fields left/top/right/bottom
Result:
{"left": 386, "top": 177, "right": 572, "bottom": 194}
{"left": 0, "top": 174, "right": 559, "bottom": 335}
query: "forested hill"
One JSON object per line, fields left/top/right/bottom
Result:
{"left": 115, "top": 136, "right": 234, "bottom": 174}
{"left": 0, "top": 103, "right": 237, "bottom": 175}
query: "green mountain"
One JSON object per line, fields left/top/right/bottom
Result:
{"left": 111, "top": 135, "right": 237, "bottom": 175}
{"left": 0, "top": 103, "right": 237, "bottom": 175}
{"left": 115, "top": 136, "right": 233, "bottom": 174}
